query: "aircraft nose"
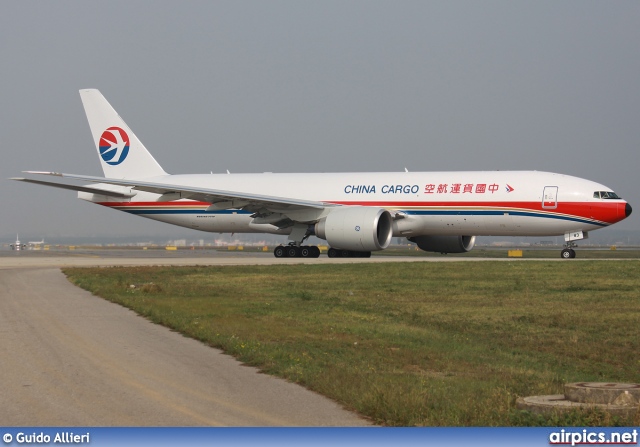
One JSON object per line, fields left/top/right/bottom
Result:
{"left": 626, "top": 203, "right": 632, "bottom": 218}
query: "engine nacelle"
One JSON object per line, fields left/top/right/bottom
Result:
{"left": 315, "top": 207, "right": 393, "bottom": 252}
{"left": 409, "top": 235, "right": 476, "bottom": 254}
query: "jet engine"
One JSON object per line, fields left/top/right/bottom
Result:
{"left": 315, "top": 207, "right": 393, "bottom": 252}
{"left": 409, "top": 235, "right": 476, "bottom": 254}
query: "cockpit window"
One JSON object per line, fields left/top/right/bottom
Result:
{"left": 594, "top": 191, "right": 621, "bottom": 199}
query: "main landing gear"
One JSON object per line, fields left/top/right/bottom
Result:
{"left": 272, "top": 244, "right": 372, "bottom": 258}
{"left": 273, "top": 244, "right": 321, "bottom": 258}
{"left": 327, "top": 248, "right": 371, "bottom": 258}
{"left": 274, "top": 225, "right": 321, "bottom": 258}
{"left": 274, "top": 224, "right": 372, "bottom": 258}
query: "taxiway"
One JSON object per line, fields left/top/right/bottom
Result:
{"left": 0, "top": 251, "right": 372, "bottom": 426}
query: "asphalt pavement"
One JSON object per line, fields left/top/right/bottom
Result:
{"left": 0, "top": 265, "right": 368, "bottom": 426}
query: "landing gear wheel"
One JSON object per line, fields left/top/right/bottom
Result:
{"left": 287, "top": 246, "right": 299, "bottom": 257}
{"left": 300, "top": 246, "right": 311, "bottom": 258}
{"left": 274, "top": 246, "right": 286, "bottom": 258}
{"left": 311, "top": 246, "right": 321, "bottom": 258}
{"left": 561, "top": 248, "right": 576, "bottom": 259}
{"left": 327, "top": 248, "right": 338, "bottom": 258}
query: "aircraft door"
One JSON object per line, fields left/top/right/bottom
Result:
{"left": 542, "top": 186, "right": 558, "bottom": 209}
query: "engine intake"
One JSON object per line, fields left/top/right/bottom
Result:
{"left": 315, "top": 207, "right": 393, "bottom": 252}
{"left": 409, "top": 235, "right": 476, "bottom": 254}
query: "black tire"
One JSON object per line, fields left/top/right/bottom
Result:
{"left": 311, "top": 246, "right": 321, "bottom": 258}
{"left": 561, "top": 248, "right": 572, "bottom": 259}
{"left": 274, "top": 246, "right": 286, "bottom": 258}
{"left": 569, "top": 248, "right": 576, "bottom": 258}
{"left": 287, "top": 246, "right": 299, "bottom": 257}
{"left": 328, "top": 248, "right": 338, "bottom": 258}
{"left": 300, "top": 247, "right": 311, "bottom": 258}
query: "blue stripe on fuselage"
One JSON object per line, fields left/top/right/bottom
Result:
{"left": 403, "top": 210, "right": 607, "bottom": 227}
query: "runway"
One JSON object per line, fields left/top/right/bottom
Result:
{"left": 0, "top": 254, "right": 370, "bottom": 426}
{"left": 0, "top": 248, "right": 558, "bottom": 270}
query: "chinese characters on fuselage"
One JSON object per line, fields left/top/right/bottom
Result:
{"left": 343, "top": 183, "right": 503, "bottom": 194}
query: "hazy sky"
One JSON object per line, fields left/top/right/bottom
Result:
{"left": 2, "top": 1, "right": 639, "bottom": 240}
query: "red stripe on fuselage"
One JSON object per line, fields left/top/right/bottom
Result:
{"left": 328, "top": 201, "right": 625, "bottom": 224}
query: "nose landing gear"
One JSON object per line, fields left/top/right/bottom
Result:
{"left": 561, "top": 231, "right": 587, "bottom": 259}
{"left": 561, "top": 247, "right": 576, "bottom": 259}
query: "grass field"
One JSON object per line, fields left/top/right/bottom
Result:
{"left": 374, "top": 247, "right": 640, "bottom": 258}
{"left": 64, "top": 261, "right": 640, "bottom": 426}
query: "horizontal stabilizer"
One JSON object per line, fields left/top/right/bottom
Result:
{"left": 10, "top": 177, "right": 137, "bottom": 199}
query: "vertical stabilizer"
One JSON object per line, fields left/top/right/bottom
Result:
{"left": 80, "top": 89, "right": 168, "bottom": 179}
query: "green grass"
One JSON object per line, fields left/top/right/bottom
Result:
{"left": 374, "top": 247, "right": 640, "bottom": 258}
{"left": 63, "top": 261, "right": 640, "bottom": 426}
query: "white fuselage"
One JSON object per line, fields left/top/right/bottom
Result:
{"left": 81, "top": 170, "right": 628, "bottom": 238}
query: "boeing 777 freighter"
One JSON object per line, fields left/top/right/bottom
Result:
{"left": 12, "top": 89, "right": 632, "bottom": 258}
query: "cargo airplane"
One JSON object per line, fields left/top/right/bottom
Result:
{"left": 10, "top": 235, "right": 26, "bottom": 251}
{"left": 12, "top": 89, "right": 632, "bottom": 259}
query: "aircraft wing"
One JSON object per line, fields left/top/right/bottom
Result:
{"left": 17, "top": 172, "right": 332, "bottom": 223}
